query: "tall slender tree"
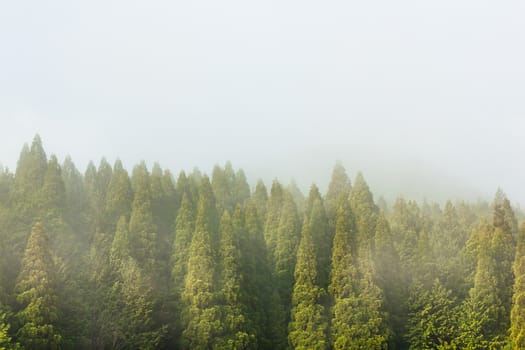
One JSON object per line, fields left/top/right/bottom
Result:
{"left": 288, "top": 218, "right": 327, "bottom": 350}
{"left": 15, "top": 223, "right": 62, "bottom": 349}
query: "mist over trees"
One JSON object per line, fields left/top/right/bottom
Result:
{"left": 0, "top": 135, "right": 524, "bottom": 349}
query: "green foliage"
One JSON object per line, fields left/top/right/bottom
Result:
{"left": 325, "top": 162, "right": 351, "bottom": 228}
{"left": 288, "top": 218, "right": 327, "bottom": 350}
{"left": 129, "top": 162, "right": 158, "bottom": 273}
{"left": 1, "top": 137, "right": 524, "bottom": 350}
{"left": 182, "top": 176, "right": 220, "bottom": 350}
{"left": 15, "top": 223, "right": 62, "bottom": 349}
{"left": 214, "top": 209, "right": 256, "bottom": 349}
{"left": 511, "top": 223, "right": 525, "bottom": 349}
{"left": 306, "top": 186, "right": 332, "bottom": 290}
{"left": 406, "top": 279, "right": 458, "bottom": 349}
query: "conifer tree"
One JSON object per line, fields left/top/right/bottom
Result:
{"left": 511, "top": 223, "right": 525, "bottom": 349}
{"left": 233, "top": 169, "right": 250, "bottom": 207}
{"left": 328, "top": 200, "right": 359, "bottom": 349}
{"left": 374, "top": 212, "right": 404, "bottom": 348}
{"left": 406, "top": 279, "right": 458, "bottom": 349}
{"left": 274, "top": 192, "right": 301, "bottom": 310}
{"left": 306, "top": 185, "right": 331, "bottom": 290}
{"left": 39, "top": 155, "right": 66, "bottom": 215}
{"left": 325, "top": 162, "right": 351, "bottom": 227}
{"left": 128, "top": 162, "right": 158, "bottom": 273}
{"left": 15, "top": 223, "right": 62, "bottom": 349}
{"left": 182, "top": 176, "right": 219, "bottom": 350}
{"left": 349, "top": 172, "right": 378, "bottom": 257}
{"left": 104, "top": 160, "right": 133, "bottom": 233}
{"left": 11, "top": 135, "right": 48, "bottom": 219}
{"left": 242, "top": 202, "right": 273, "bottom": 349}
{"left": 252, "top": 180, "right": 268, "bottom": 221}
{"left": 61, "top": 156, "right": 88, "bottom": 237}
{"left": 172, "top": 194, "right": 195, "bottom": 295}
{"left": 215, "top": 210, "right": 255, "bottom": 349}
{"left": 288, "top": 218, "right": 327, "bottom": 350}
{"left": 264, "top": 180, "right": 284, "bottom": 259}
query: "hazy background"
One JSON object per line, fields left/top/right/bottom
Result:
{"left": 1, "top": 1, "right": 524, "bottom": 204}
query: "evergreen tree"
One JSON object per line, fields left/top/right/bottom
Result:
{"left": 61, "top": 156, "right": 88, "bottom": 238}
{"left": 233, "top": 169, "right": 250, "bottom": 207}
{"left": 264, "top": 180, "right": 284, "bottom": 260}
{"left": 172, "top": 194, "right": 195, "bottom": 295}
{"left": 374, "top": 212, "right": 404, "bottom": 348}
{"left": 325, "top": 162, "right": 351, "bottom": 228}
{"left": 288, "top": 218, "right": 327, "bottom": 350}
{"left": 15, "top": 223, "right": 62, "bottom": 349}
{"left": 349, "top": 172, "right": 378, "bottom": 257}
{"left": 215, "top": 210, "right": 256, "bottom": 349}
{"left": 511, "top": 223, "right": 525, "bottom": 349}
{"left": 171, "top": 194, "right": 195, "bottom": 346}
{"left": 306, "top": 185, "right": 332, "bottom": 290}
{"left": 242, "top": 202, "right": 273, "bottom": 349}
{"left": 39, "top": 155, "right": 66, "bottom": 216}
{"left": 252, "top": 180, "right": 268, "bottom": 221}
{"left": 328, "top": 200, "right": 359, "bottom": 349}
{"left": 11, "top": 135, "right": 47, "bottom": 218}
{"left": 128, "top": 162, "right": 158, "bottom": 273}
{"left": 406, "top": 279, "right": 458, "bottom": 349}
{"left": 104, "top": 160, "right": 133, "bottom": 233}
{"left": 181, "top": 176, "right": 220, "bottom": 350}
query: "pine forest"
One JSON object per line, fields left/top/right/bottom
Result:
{"left": 1, "top": 135, "right": 525, "bottom": 350}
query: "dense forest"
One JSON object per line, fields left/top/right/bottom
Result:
{"left": 0, "top": 135, "right": 524, "bottom": 349}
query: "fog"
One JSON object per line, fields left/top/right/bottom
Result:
{"left": 1, "top": 1, "right": 524, "bottom": 204}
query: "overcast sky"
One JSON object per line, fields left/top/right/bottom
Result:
{"left": 1, "top": 1, "right": 524, "bottom": 204}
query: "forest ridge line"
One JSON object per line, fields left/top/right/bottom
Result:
{"left": 0, "top": 134, "right": 524, "bottom": 349}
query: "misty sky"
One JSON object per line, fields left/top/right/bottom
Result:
{"left": 1, "top": 1, "right": 524, "bottom": 204}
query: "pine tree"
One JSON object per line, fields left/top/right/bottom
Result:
{"left": 374, "top": 212, "right": 403, "bottom": 348}
{"left": 252, "top": 180, "right": 268, "bottom": 221}
{"left": 181, "top": 176, "right": 220, "bottom": 350}
{"left": 288, "top": 217, "right": 327, "bottom": 350}
{"left": 15, "top": 223, "right": 62, "bottom": 349}
{"left": 242, "top": 202, "right": 273, "bottom": 349}
{"left": 349, "top": 172, "right": 378, "bottom": 258}
{"left": 39, "top": 155, "right": 66, "bottom": 216}
{"left": 104, "top": 160, "right": 133, "bottom": 233}
{"left": 264, "top": 180, "right": 284, "bottom": 266}
{"left": 459, "top": 219, "right": 509, "bottom": 348}
{"left": 325, "top": 162, "right": 351, "bottom": 228}
{"left": 11, "top": 135, "right": 48, "bottom": 218}
{"left": 406, "top": 279, "right": 458, "bottom": 349}
{"left": 274, "top": 192, "right": 301, "bottom": 311}
{"left": 172, "top": 194, "right": 195, "bottom": 295}
{"left": 233, "top": 169, "right": 250, "bottom": 207}
{"left": 328, "top": 200, "right": 359, "bottom": 349}
{"left": 61, "top": 156, "right": 88, "bottom": 238}
{"left": 306, "top": 185, "right": 332, "bottom": 290}
{"left": 128, "top": 162, "right": 158, "bottom": 273}
{"left": 511, "top": 223, "right": 525, "bottom": 349}
{"left": 215, "top": 210, "right": 256, "bottom": 349}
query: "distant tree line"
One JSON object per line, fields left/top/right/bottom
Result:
{"left": 0, "top": 135, "right": 524, "bottom": 349}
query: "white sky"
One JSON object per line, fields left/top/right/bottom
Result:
{"left": 1, "top": 1, "right": 524, "bottom": 204}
